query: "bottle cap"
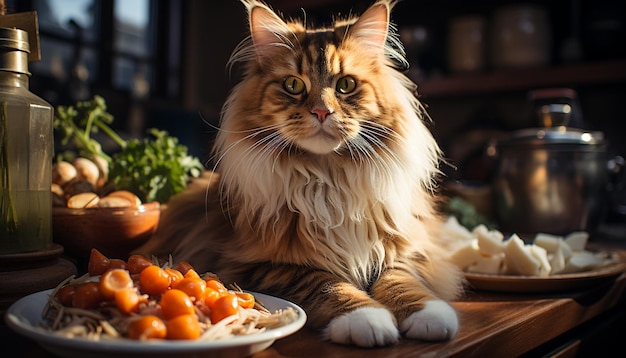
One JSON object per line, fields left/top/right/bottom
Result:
{"left": 0, "top": 27, "right": 30, "bottom": 75}
{"left": 0, "top": 11, "right": 41, "bottom": 62}
{"left": 0, "top": 27, "right": 29, "bottom": 52}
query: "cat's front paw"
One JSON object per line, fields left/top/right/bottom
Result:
{"left": 324, "top": 307, "right": 400, "bottom": 347}
{"left": 400, "top": 300, "right": 459, "bottom": 341}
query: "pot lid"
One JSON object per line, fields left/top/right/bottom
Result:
{"left": 505, "top": 127, "right": 605, "bottom": 145}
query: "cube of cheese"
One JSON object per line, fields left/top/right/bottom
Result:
{"left": 528, "top": 245, "right": 551, "bottom": 277}
{"left": 533, "top": 233, "right": 564, "bottom": 254}
{"left": 548, "top": 241, "right": 567, "bottom": 275}
{"left": 471, "top": 224, "right": 488, "bottom": 236}
{"left": 564, "top": 231, "right": 589, "bottom": 251}
{"left": 504, "top": 234, "right": 540, "bottom": 276}
{"left": 559, "top": 251, "right": 606, "bottom": 274}
{"left": 448, "top": 239, "right": 481, "bottom": 270}
{"left": 559, "top": 239, "right": 573, "bottom": 261}
{"left": 467, "top": 253, "right": 505, "bottom": 274}
{"left": 474, "top": 225, "right": 505, "bottom": 256}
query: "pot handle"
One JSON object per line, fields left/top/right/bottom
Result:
{"left": 608, "top": 155, "right": 624, "bottom": 191}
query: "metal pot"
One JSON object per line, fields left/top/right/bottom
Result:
{"left": 490, "top": 127, "right": 621, "bottom": 235}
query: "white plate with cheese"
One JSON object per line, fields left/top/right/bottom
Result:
{"left": 463, "top": 253, "right": 626, "bottom": 293}
{"left": 442, "top": 217, "right": 626, "bottom": 292}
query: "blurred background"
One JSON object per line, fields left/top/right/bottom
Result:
{"left": 7, "top": 0, "right": 626, "bottom": 233}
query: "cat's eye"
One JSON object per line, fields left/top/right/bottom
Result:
{"left": 336, "top": 76, "right": 356, "bottom": 94}
{"left": 283, "top": 76, "right": 306, "bottom": 95}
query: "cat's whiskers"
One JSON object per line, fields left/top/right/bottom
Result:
{"left": 363, "top": 121, "right": 410, "bottom": 163}
{"left": 362, "top": 125, "right": 404, "bottom": 162}
{"left": 336, "top": 120, "right": 406, "bottom": 189}
{"left": 273, "top": 31, "right": 298, "bottom": 51}
{"left": 227, "top": 37, "right": 256, "bottom": 74}
{"left": 241, "top": 131, "right": 288, "bottom": 174}
{"left": 384, "top": 22, "right": 409, "bottom": 69}
{"left": 339, "top": 135, "right": 366, "bottom": 169}
{"left": 228, "top": 22, "right": 300, "bottom": 73}
{"left": 210, "top": 123, "right": 284, "bottom": 169}
{"left": 216, "top": 123, "right": 326, "bottom": 228}
{"left": 209, "top": 122, "right": 287, "bottom": 216}
{"left": 347, "top": 137, "right": 397, "bottom": 196}
{"left": 359, "top": 119, "right": 407, "bottom": 146}
{"left": 266, "top": 134, "right": 295, "bottom": 173}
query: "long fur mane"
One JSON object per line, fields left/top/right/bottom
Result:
{"left": 208, "top": 0, "right": 444, "bottom": 286}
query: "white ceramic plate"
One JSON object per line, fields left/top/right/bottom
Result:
{"left": 5, "top": 290, "right": 307, "bottom": 358}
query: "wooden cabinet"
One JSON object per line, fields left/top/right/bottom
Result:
{"left": 269, "top": 0, "right": 626, "bottom": 99}
{"left": 417, "top": 59, "right": 626, "bottom": 99}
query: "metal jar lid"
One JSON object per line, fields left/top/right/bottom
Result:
{"left": 504, "top": 127, "right": 606, "bottom": 146}
{"left": 0, "top": 27, "right": 30, "bottom": 75}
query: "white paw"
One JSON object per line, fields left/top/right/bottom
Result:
{"left": 400, "top": 300, "right": 459, "bottom": 341}
{"left": 324, "top": 307, "right": 400, "bottom": 347}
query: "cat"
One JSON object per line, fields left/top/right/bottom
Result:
{"left": 135, "top": 0, "right": 464, "bottom": 347}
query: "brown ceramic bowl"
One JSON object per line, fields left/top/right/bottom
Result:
{"left": 52, "top": 202, "right": 160, "bottom": 260}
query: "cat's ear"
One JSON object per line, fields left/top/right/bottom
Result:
{"left": 347, "top": 1, "right": 390, "bottom": 55}
{"left": 247, "top": 2, "right": 292, "bottom": 62}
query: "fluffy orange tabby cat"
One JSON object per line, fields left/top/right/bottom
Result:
{"left": 136, "top": 0, "right": 464, "bottom": 347}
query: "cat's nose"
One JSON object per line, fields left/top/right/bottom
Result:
{"left": 311, "top": 109, "right": 332, "bottom": 122}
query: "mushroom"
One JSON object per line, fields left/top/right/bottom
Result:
{"left": 52, "top": 161, "right": 78, "bottom": 186}
{"left": 97, "top": 195, "right": 134, "bottom": 208}
{"left": 72, "top": 157, "right": 101, "bottom": 187}
{"left": 67, "top": 192, "right": 100, "bottom": 208}
{"left": 92, "top": 155, "right": 110, "bottom": 188}
{"left": 106, "top": 190, "right": 142, "bottom": 207}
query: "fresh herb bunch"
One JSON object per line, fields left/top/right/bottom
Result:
{"left": 54, "top": 95, "right": 125, "bottom": 163}
{"left": 53, "top": 95, "right": 204, "bottom": 204}
{"left": 109, "top": 129, "right": 204, "bottom": 204}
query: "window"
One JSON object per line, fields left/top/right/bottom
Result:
{"left": 7, "top": 0, "right": 182, "bottom": 106}
{"left": 112, "top": 0, "right": 152, "bottom": 95}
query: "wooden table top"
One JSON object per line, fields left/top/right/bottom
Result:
{"left": 253, "top": 245, "right": 626, "bottom": 358}
{"left": 3, "top": 243, "right": 626, "bottom": 358}
{"left": 254, "top": 276, "right": 626, "bottom": 357}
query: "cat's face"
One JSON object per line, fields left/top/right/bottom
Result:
{"left": 226, "top": 0, "right": 410, "bottom": 157}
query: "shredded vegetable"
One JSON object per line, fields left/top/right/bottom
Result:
{"left": 39, "top": 250, "right": 298, "bottom": 341}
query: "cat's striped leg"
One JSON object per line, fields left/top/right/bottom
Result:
{"left": 235, "top": 263, "right": 400, "bottom": 347}
{"left": 370, "top": 256, "right": 460, "bottom": 341}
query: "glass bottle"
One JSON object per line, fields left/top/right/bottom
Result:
{"left": 0, "top": 27, "right": 53, "bottom": 254}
